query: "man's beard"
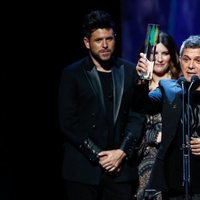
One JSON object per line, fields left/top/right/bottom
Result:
{"left": 91, "top": 51, "right": 113, "bottom": 70}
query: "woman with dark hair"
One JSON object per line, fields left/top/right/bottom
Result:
{"left": 134, "top": 31, "right": 181, "bottom": 200}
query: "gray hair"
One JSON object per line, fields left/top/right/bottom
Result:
{"left": 179, "top": 35, "right": 200, "bottom": 56}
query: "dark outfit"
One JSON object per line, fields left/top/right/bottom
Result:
{"left": 135, "top": 79, "right": 200, "bottom": 200}
{"left": 59, "top": 56, "right": 145, "bottom": 200}
{"left": 136, "top": 113, "right": 162, "bottom": 200}
{"left": 165, "top": 90, "right": 200, "bottom": 199}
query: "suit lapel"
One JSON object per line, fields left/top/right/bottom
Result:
{"left": 83, "top": 57, "right": 125, "bottom": 125}
{"left": 112, "top": 64, "right": 124, "bottom": 124}
{"left": 84, "top": 67, "right": 106, "bottom": 113}
{"left": 157, "top": 93, "right": 182, "bottom": 159}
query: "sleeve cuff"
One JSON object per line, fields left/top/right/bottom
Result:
{"left": 120, "top": 131, "right": 137, "bottom": 160}
{"left": 79, "top": 138, "right": 101, "bottom": 162}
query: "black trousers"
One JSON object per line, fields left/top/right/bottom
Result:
{"left": 64, "top": 174, "right": 137, "bottom": 200}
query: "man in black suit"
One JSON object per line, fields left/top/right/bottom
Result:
{"left": 136, "top": 35, "right": 200, "bottom": 200}
{"left": 58, "top": 10, "right": 145, "bottom": 200}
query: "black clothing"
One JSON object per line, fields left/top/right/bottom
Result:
{"left": 166, "top": 90, "right": 200, "bottom": 195}
{"left": 98, "top": 71, "right": 114, "bottom": 148}
{"left": 135, "top": 79, "right": 200, "bottom": 197}
{"left": 64, "top": 176, "right": 137, "bottom": 200}
{"left": 59, "top": 56, "right": 145, "bottom": 185}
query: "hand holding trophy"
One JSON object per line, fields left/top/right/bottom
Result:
{"left": 140, "top": 24, "right": 159, "bottom": 80}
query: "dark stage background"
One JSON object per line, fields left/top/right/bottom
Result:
{"left": 38, "top": 1, "right": 121, "bottom": 199}
{"left": 121, "top": 0, "right": 200, "bottom": 62}
{"left": 6, "top": 0, "right": 199, "bottom": 199}
{"left": 8, "top": 1, "right": 121, "bottom": 200}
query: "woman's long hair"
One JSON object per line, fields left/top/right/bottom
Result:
{"left": 157, "top": 31, "right": 181, "bottom": 79}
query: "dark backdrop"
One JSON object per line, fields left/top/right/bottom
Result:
{"left": 11, "top": 1, "right": 122, "bottom": 200}
{"left": 4, "top": 1, "right": 121, "bottom": 200}
{"left": 121, "top": 0, "right": 200, "bottom": 62}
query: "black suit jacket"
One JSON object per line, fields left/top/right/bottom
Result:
{"left": 137, "top": 79, "right": 184, "bottom": 191}
{"left": 59, "top": 56, "right": 145, "bottom": 184}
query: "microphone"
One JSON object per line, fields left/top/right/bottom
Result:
{"left": 191, "top": 74, "right": 200, "bottom": 82}
{"left": 177, "top": 76, "right": 187, "bottom": 86}
{"left": 188, "top": 75, "right": 200, "bottom": 91}
{"left": 177, "top": 75, "right": 200, "bottom": 92}
{"left": 177, "top": 76, "right": 187, "bottom": 97}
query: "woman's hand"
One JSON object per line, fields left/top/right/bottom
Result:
{"left": 136, "top": 52, "right": 154, "bottom": 78}
{"left": 136, "top": 53, "right": 148, "bottom": 76}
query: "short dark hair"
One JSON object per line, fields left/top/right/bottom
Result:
{"left": 82, "top": 10, "right": 116, "bottom": 38}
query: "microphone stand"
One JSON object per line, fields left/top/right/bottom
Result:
{"left": 181, "top": 75, "right": 200, "bottom": 200}
{"left": 180, "top": 80, "right": 187, "bottom": 199}
{"left": 183, "top": 79, "right": 195, "bottom": 200}
{"left": 180, "top": 80, "right": 190, "bottom": 200}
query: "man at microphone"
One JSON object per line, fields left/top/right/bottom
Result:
{"left": 135, "top": 35, "right": 200, "bottom": 199}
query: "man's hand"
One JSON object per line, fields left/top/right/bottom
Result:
{"left": 190, "top": 137, "right": 200, "bottom": 156}
{"left": 156, "top": 132, "right": 162, "bottom": 143}
{"left": 98, "top": 149, "right": 126, "bottom": 172}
